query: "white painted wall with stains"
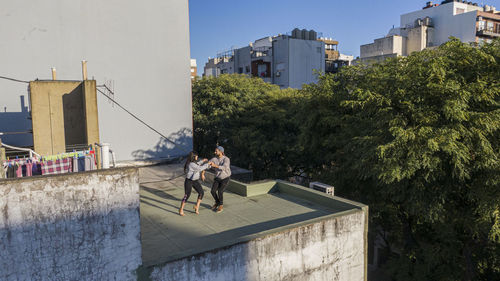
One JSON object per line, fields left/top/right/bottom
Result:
{"left": 0, "top": 168, "right": 141, "bottom": 281}
{"left": 150, "top": 210, "right": 366, "bottom": 281}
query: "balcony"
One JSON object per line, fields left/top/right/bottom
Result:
{"left": 477, "top": 29, "right": 500, "bottom": 38}
{"left": 251, "top": 47, "right": 271, "bottom": 58}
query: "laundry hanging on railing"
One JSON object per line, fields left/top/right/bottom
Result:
{"left": 3, "top": 158, "right": 42, "bottom": 178}
{"left": 2, "top": 148, "right": 97, "bottom": 178}
{"left": 40, "top": 148, "right": 97, "bottom": 175}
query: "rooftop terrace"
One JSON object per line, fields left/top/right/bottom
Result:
{"left": 139, "top": 164, "right": 367, "bottom": 268}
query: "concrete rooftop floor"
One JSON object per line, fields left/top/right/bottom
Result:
{"left": 139, "top": 164, "right": 340, "bottom": 267}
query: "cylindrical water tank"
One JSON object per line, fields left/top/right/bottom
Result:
{"left": 309, "top": 30, "right": 317, "bottom": 40}
{"left": 301, "top": 29, "right": 308, "bottom": 40}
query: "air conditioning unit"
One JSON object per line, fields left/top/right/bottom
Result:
{"left": 309, "top": 181, "right": 334, "bottom": 196}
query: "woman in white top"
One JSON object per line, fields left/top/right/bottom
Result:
{"left": 179, "top": 151, "right": 212, "bottom": 216}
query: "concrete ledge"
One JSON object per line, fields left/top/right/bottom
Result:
{"left": 204, "top": 173, "right": 367, "bottom": 212}
{"left": 0, "top": 166, "right": 138, "bottom": 184}
{"left": 205, "top": 172, "right": 274, "bottom": 196}
{"left": 276, "top": 180, "right": 366, "bottom": 211}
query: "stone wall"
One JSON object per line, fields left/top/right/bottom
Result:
{"left": 0, "top": 168, "right": 141, "bottom": 281}
{"left": 149, "top": 210, "right": 366, "bottom": 281}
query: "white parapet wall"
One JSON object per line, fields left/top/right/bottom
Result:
{"left": 0, "top": 168, "right": 141, "bottom": 280}
{"left": 149, "top": 209, "right": 366, "bottom": 281}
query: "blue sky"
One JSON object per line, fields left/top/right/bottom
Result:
{"left": 189, "top": 0, "right": 500, "bottom": 73}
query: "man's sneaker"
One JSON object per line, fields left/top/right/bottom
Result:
{"left": 211, "top": 204, "right": 218, "bottom": 211}
{"left": 216, "top": 205, "right": 223, "bottom": 213}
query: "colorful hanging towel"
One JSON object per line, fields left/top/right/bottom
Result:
{"left": 16, "top": 164, "right": 22, "bottom": 178}
{"left": 41, "top": 158, "right": 73, "bottom": 175}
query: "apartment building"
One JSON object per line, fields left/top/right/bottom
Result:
{"left": 204, "top": 29, "right": 352, "bottom": 89}
{"left": 190, "top": 59, "right": 198, "bottom": 81}
{"left": 359, "top": 0, "right": 500, "bottom": 63}
{"left": 319, "top": 37, "right": 354, "bottom": 73}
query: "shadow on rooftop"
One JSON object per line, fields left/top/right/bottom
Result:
{"left": 140, "top": 180, "right": 335, "bottom": 266}
{"left": 141, "top": 185, "right": 213, "bottom": 213}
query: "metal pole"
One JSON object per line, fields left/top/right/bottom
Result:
{"left": 82, "top": 60, "right": 88, "bottom": 80}
{"left": 0, "top": 136, "right": 6, "bottom": 179}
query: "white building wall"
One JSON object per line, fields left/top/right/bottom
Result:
{"left": 360, "top": 36, "right": 404, "bottom": 58}
{"left": 400, "top": 2, "right": 479, "bottom": 45}
{"left": 234, "top": 46, "right": 252, "bottom": 74}
{"left": 288, "top": 38, "right": 325, "bottom": 89}
{"left": 253, "top": 37, "right": 273, "bottom": 49}
{"left": 272, "top": 38, "right": 290, "bottom": 88}
{"left": 0, "top": 0, "right": 192, "bottom": 161}
{"left": 0, "top": 168, "right": 141, "bottom": 280}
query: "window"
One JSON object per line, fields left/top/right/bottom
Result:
{"left": 257, "top": 64, "right": 267, "bottom": 77}
{"left": 478, "top": 20, "right": 486, "bottom": 31}
{"left": 487, "top": 21, "right": 494, "bottom": 32}
{"left": 245, "top": 66, "right": 250, "bottom": 73}
{"left": 190, "top": 69, "right": 194, "bottom": 73}
{"left": 238, "top": 67, "right": 243, "bottom": 74}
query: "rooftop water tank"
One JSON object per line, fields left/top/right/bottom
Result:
{"left": 300, "top": 29, "right": 307, "bottom": 40}
{"left": 309, "top": 30, "right": 317, "bottom": 40}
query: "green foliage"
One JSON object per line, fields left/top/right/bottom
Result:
{"left": 302, "top": 39, "right": 500, "bottom": 280}
{"left": 192, "top": 74, "right": 303, "bottom": 179}
{"left": 192, "top": 39, "right": 500, "bottom": 280}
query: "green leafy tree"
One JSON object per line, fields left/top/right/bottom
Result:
{"left": 301, "top": 39, "right": 500, "bottom": 280}
{"left": 192, "top": 74, "right": 304, "bottom": 179}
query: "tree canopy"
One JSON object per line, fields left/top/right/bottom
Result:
{"left": 302, "top": 38, "right": 499, "bottom": 280}
{"left": 192, "top": 74, "right": 303, "bottom": 179}
{"left": 192, "top": 38, "right": 500, "bottom": 280}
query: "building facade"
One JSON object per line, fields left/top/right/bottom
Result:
{"left": 359, "top": 0, "right": 500, "bottom": 63}
{"left": 204, "top": 29, "right": 352, "bottom": 89}
{"left": 190, "top": 59, "right": 198, "bottom": 81}
{"left": 0, "top": 0, "right": 193, "bottom": 161}
{"left": 272, "top": 33, "right": 325, "bottom": 89}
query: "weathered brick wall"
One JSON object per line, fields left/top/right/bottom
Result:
{"left": 150, "top": 210, "right": 366, "bottom": 281}
{"left": 0, "top": 168, "right": 141, "bottom": 281}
